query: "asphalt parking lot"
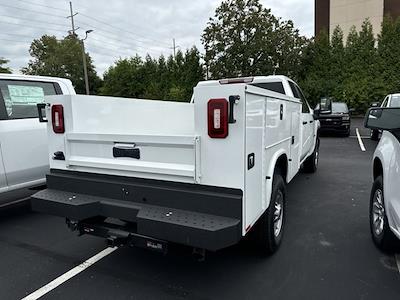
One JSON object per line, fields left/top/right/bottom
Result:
{"left": 0, "top": 118, "right": 399, "bottom": 300}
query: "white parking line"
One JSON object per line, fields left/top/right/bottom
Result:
{"left": 356, "top": 128, "right": 366, "bottom": 152}
{"left": 21, "top": 247, "right": 117, "bottom": 300}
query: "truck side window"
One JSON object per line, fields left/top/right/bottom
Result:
{"left": 295, "top": 85, "right": 310, "bottom": 113}
{"left": 288, "top": 81, "right": 300, "bottom": 99}
{"left": 251, "top": 82, "right": 285, "bottom": 95}
{"left": 382, "top": 96, "right": 389, "bottom": 107}
{"left": 0, "top": 80, "right": 58, "bottom": 119}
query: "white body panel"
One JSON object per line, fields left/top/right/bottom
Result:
{"left": 0, "top": 74, "right": 75, "bottom": 194}
{"left": 373, "top": 131, "right": 400, "bottom": 238}
{"left": 45, "top": 76, "right": 318, "bottom": 236}
{"left": 0, "top": 144, "right": 6, "bottom": 193}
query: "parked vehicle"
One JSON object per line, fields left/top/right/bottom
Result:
{"left": 0, "top": 74, "right": 75, "bottom": 207}
{"left": 31, "top": 76, "right": 320, "bottom": 256}
{"left": 365, "top": 107, "right": 400, "bottom": 251}
{"left": 371, "top": 94, "right": 400, "bottom": 140}
{"left": 315, "top": 101, "right": 351, "bottom": 136}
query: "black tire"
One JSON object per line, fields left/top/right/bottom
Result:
{"left": 371, "top": 130, "right": 379, "bottom": 141}
{"left": 370, "top": 176, "right": 399, "bottom": 252}
{"left": 344, "top": 129, "right": 350, "bottom": 137}
{"left": 303, "top": 138, "right": 320, "bottom": 173}
{"left": 254, "top": 172, "right": 286, "bottom": 255}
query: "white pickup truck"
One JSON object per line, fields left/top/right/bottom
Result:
{"left": 32, "top": 76, "right": 319, "bottom": 255}
{"left": 365, "top": 107, "right": 400, "bottom": 251}
{"left": 0, "top": 74, "right": 75, "bottom": 207}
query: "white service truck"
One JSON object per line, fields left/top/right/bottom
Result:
{"left": 365, "top": 107, "right": 400, "bottom": 251}
{"left": 0, "top": 74, "right": 75, "bottom": 207}
{"left": 32, "top": 76, "right": 320, "bottom": 255}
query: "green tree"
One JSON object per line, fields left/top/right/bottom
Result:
{"left": 202, "top": 0, "right": 307, "bottom": 79}
{"left": 101, "top": 47, "right": 203, "bottom": 102}
{"left": 296, "top": 29, "right": 332, "bottom": 106}
{"left": 22, "top": 34, "right": 102, "bottom": 94}
{"left": 342, "top": 21, "right": 382, "bottom": 111}
{"left": 377, "top": 16, "right": 400, "bottom": 96}
{"left": 0, "top": 58, "right": 11, "bottom": 73}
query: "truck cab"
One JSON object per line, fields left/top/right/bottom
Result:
{"left": 365, "top": 107, "right": 400, "bottom": 251}
{"left": 31, "top": 76, "right": 319, "bottom": 256}
{"left": 0, "top": 74, "right": 75, "bottom": 207}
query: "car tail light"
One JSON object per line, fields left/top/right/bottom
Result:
{"left": 51, "top": 104, "right": 65, "bottom": 134}
{"left": 208, "top": 99, "right": 228, "bottom": 138}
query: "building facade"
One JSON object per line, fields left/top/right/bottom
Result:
{"left": 315, "top": 0, "right": 400, "bottom": 38}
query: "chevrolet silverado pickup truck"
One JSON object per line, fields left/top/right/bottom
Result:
{"left": 0, "top": 74, "right": 75, "bottom": 207}
{"left": 32, "top": 76, "right": 320, "bottom": 256}
{"left": 365, "top": 107, "right": 400, "bottom": 251}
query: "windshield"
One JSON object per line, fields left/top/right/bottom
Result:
{"left": 390, "top": 96, "right": 400, "bottom": 107}
{"left": 332, "top": 102, "right": 348, "bottom": 113}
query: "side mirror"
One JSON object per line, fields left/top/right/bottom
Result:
{"left": 370, "top": 102, "right": 380, "bottom": 108}
{"left": 319, "top": 98, "right": 332, "bottom": 114}
{"left": 313, "top": 109, "right": 321, "bottom": 120}
{"left": 364, "top": 107, "right": 400, "bottom": 130}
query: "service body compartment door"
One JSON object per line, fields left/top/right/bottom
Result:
{"left": 244, "top": 92, "right": 266, "bottom": 229}
{"left": 290, "top": 108, "right": 301, "bottom": 178}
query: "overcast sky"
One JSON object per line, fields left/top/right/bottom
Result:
{"left": 0, "top": 0, "right": 314, "bottom": 76}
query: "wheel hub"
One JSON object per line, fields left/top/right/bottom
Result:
{"left": 372, "top": 189, "right": 385, "bottom": 236}
{"left": 273, "top": 192, "right": 284, "bottom": 237}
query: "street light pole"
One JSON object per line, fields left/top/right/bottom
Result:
{"left": 81, "top": 30, "right": 93, "bottom": 95}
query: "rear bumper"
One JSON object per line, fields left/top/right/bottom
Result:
{"left": 31, "top": 170, "right": 243, "bottom": 251}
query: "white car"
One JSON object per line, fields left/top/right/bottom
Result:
{"left": 32, "top": 76, "right": 320, "bottom": 256}
{"left": 0, "top": 74, "right": 75, "bottom": 207}
{"left": 371, "top": 94, "right": 400, "bottom": 140}
{"left": 365, "top": 107, "right": 400, "bottom": 251}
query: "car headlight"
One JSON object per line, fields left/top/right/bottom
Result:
{"left": 342, "top": 116, "right": 350, "bottom": 121}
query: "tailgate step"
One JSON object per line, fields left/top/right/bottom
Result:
{"left": 32, "top": 188, "right": 241, "bottom": 251}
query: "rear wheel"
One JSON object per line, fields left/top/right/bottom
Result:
{"left": 370, "top": 176, "right": 399, "bottom": 252}
{"left": 254, "top": 172, "right": 286, "bottom": 255}
{"left": 303, "top": 137, "right": 320, "bottom": 173}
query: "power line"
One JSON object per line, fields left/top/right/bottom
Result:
{"left": 75, "top": 17, "right": 171, "bottom": 50}
{"left": 0, "top": 3, "right": 66, "bottom": 18}
{"left": 0, "top": 20, "right": 66, "bottom": 33}
{"left": 78, "top": 12, "right": 171, "bottom": 47}
{"left": 0, "top": 14, "right": 68, "bottom": 28}
{"left": 13, "top": 0, "right": 67, "bottom": 12}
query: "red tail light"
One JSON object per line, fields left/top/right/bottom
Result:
{"left": 51, "top": 104, "right": 65, "bottom": 134}
{"left": 208, "top": 99, "right": 228, "bottom": 138}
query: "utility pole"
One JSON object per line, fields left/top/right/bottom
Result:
{"left": 171, "top": 38, "right": 180, "bottom": 59}
{"left": 173, "top": 38, "right": 176, "bottom": 58}
{"left": 81, "top": 30, "right": 93, "bottom": 95}
{"left": 67, "top": 1, "right": 79, "bottom": 36}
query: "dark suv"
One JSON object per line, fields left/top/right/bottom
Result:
{"left": 316, "top": 102, "right": 351, "bottom": 136}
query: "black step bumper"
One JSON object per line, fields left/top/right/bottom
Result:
{"left": 31, "top": 170, "right": 243, "bottom": 251}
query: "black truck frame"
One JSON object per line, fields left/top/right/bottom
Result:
{"left": 31, "top": 170, "right": 243, "bottom": 253}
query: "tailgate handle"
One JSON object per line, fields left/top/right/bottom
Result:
{"left": 228, "top": 95, "right": 239, "bottom": 124}
{"left": 37, "top": 103, "right": 48, "bottom": 122}
{"left": 113, "top": 146, "right": 140, "bottom": 159}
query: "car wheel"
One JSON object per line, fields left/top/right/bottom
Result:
{"left": 254, "top": 172, "right": 286, "bottom": 255}
{"left": 303, "top": 138, "right": 320, "bottom": 173}
{"left": 370, "top": 176, "right": 399, "bottom": 252}
{"left": 371, "top": 130, "right": 379, "bottom": 141}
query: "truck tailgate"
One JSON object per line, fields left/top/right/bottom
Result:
{"left": 47, "top": 95, "right": 200, "bottom": 183}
